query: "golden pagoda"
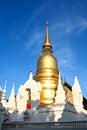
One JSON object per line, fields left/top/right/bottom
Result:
{"left": 34, "top": 22, "right": 59, "bottom": 107}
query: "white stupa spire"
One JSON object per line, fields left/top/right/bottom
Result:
{"left": 7, "top": 81, "right": 16, "bottom": 113}
{"left": 55, "top": 71, "right": 66, "bottom": 104}
{"left": 54, "top": 71, "right": 66, "bottom": 121}
{"left": 0, "top": 84, "right": 2, "bottom": 93}
{"left": 3, "top": 79, "right": 7, "bottom": 95}
{"left": 29, "top": 70, "right": 33, "bottom": 80}
{"left": 1, "top": 79, "right": 7, "bottom": 107}
{"left": 72, "top": 75, "right": 83, "bottom": 111}
{"left": 73, "top": 75, "right": 82, "bottom": 92}
{"left": 10, "top": 82, "right": 15, "bottom": 99}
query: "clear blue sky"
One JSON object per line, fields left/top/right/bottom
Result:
{"left": 0, "top": 0, "right": 87, "bottom": 98}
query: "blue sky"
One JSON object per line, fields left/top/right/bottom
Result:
{"left": 0, "top": 0, "right": 87, "bottom": 98}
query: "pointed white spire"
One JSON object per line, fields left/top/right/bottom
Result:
{"left": 1, "top": 79, "right": 7, "bottom": 107}
{"left": 73, "top": 75, "right": 82, "bottom": 92}
{"left": 72, "top": 75, "right": 83, "bottom": 111}
{"left": 0, "top": 84, "right": 2, "bottom": 92}
{"left": 10, "top": 82, "right": 15, "bottom": 99}
{"left": 54, "top": 72, "right": 66, "bottom": 120}
{"left": 7, "top": 81, "right": 16, "bottom": 113}
{"left": 3, "top": 79, "right": 7, "bottom": 94}
{"left": 55, "top": 71, "right": 66, "bottom": 104}
{"left": 29, "top": 71, "right": 33, "bottom": 80}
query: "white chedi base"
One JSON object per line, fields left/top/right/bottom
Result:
{"left": 16, "top": 79, "right": 42, "bottom": 112}
{"left": 7, "top": 72, "right": 87, "bottom": 123}
{"left": 10, "top": 71, "right": 42, "bottom": 121}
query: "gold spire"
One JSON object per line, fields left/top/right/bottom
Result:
{"left": 43, "top": 22, "right": 52, "bottom": 48}
{"left": 34, "top": 22, "right": 59, "bottom": 107}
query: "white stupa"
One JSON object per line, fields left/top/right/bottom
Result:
{"left": 53, "top": 71, "right": 66, "bottom": 121}
{"left": 9, "top": 71, "right": 42, "bottom": 121}
{"left": 7, "top": 82, "right": 16, "bottom": 113}
{"left": 72, "top": 75, "right": 83, "bottom": 112}
{"left": 1, "top": 80, "right": 7, "bottom": 108}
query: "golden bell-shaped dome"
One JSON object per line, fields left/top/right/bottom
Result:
{"left": 37, "top": 54, "right": 58, "bottom": 71}
{"left": 34, "top": 22, "right": 59, "bottom": 107}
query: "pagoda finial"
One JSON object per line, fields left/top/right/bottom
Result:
{"left": 43, "top": 22, "right": 52, "bottom": 47}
